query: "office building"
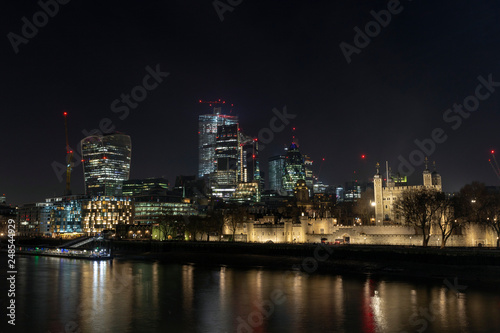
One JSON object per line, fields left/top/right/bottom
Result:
{"left": 198, "top": 108, "right": 238, "bottom": 179}
{"left": 81, "top": 133, "right": 132, "bottom": 196}
{"left": 268, "top": 155, "right": 285, "bottom": 194}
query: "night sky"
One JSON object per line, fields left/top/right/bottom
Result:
{"left": 1, "top": 0, "right": 500, "bottom": 205}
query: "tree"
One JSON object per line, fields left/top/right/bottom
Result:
{"left": 353, "top": 188, "right": 375, "bottom": 225}
{"left": 156, "top": 214, "right": 179, "bottom": 241}
{"left": 434, "top": 195, "right": 462, "bottom": 249}
{"left": 224, "top": 204, "right": 248, "bottom": 241}
{"left": 394, "top": 188, "right": 442, "bottom": 247}
{"left": 458, "top": 182, "right": 500, "bottom": 248}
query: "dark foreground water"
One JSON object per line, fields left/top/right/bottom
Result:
{"left": 2, "top": 256, "right": 500, "bottom": 333}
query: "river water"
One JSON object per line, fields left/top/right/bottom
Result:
{"left": 2, "top": 256, "right": 500, "bottom": 333}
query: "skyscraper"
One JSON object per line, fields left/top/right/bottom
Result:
{"left": 268, "top": 155, "right": 285, "bottom": 193}
{"left": 81, "top": 133, "right": 132, "bottom": 196}
{"left": 211, "top": 123, "right": 239, "bottom": 198}
{"left": 198, "top": 108, "right": 238, "bottom": 179}
{"left": 282, "top": 142, "right": 306, "bottom": 195}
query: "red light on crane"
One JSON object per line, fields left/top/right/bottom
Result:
{"left": 491, "top": 150, "right": 495, "bottom": 154}
{"left": 63, "top": 111, "right": 67, "bottom": 116}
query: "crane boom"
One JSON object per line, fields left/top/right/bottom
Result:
{"left": 63, "top": 112, "right": 73, "bottom": 195}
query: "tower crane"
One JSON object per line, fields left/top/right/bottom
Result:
{"left": 63, "top": 111, "right": 74, "bottom": 195}
{"left": 198, "top": 99, "right": 234, "bottom": 113}
{"left": 489, "top": 150, "right": 500, "bottom": 181}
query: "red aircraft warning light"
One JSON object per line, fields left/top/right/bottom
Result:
{"left": 361, "top": 155, "right": 366, "bottom": 159}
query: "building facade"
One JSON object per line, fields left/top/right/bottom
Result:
{"left": 198, "top": 108, "right": 238, "bottom": 179}
{"left": 268, "top": 155, "right": 285, "bottom": 194}
{"left": 282, "top": 142, "right": 306, "bottom": 195}
{"left": 373, "top": 162, "right": 442, "bottom": 225}
{"left": 81, "top": 133, "right": 132, "bottom": 196}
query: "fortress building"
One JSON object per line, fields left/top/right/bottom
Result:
{"left": 373, "top": 159, "right": 442, "bottom": 225}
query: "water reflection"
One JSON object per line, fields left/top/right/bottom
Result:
{"left": 9, "top": 256, "right": 500, "bottom": 333}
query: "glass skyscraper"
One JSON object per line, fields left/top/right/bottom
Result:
{"left": 81, "top": 133, "right": 132, "bottom": 196}
{"left": 268, "top": 155, "right": 285, "bottom": 193}
{"left": 211, "top": 123, "right": 239, "bottom": 198}
{"left": 198, "top": 108, "right": 238, "bottom": 179}
{"left": 282, "top": 142, "right": 306, "bottom": 195}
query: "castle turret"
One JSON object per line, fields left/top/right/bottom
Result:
{"left": 432, "top": 161, "right": 442, "bottom": 190}
{"left": 423, "top": 157, "right": 432, "bottom": 187}
{"left": 373, "top": 162, "right": 383, "bottom": 226}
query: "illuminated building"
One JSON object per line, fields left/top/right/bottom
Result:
{"left": 123, "top": 178, "right": 169, "bottom": 197}
{"left": 133, "top": 195, "right": 198, "bottom": 224}
{"left": 0, "top": 194, "right": 5, "bottom": 204}
{"left": 81, "top": 133, "right": 132, "bottom": 196}
{"left": 49, "top": 196, "right": 85, "bottom": 234}
{"left": 313, "top": 181, "right": 329, "bottom": 194}
{"left": 303, "top": 155, "right": 314, "bottom": 193}
{"left": 198, "top": 108, "right": 238, "bottom": 179}
{"left": 268, "top": 155, "right": 285, "bottom": 194}
{"left": 373, "top": 160, "right": 442, "bottom": 225}
{"left": 282, "top": 142, "right": 306, "bottom": 195}
{"left": 233, "top": 182, "right": 260, "bottom": 203}
{"left": 81, "top": 196, "right": 132, "bottom": 234}
{"left": 211, "top": 123, "right": 239, "bottom": 199}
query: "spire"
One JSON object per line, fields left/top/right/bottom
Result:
{"left": 375, "top": 162, "right": 380, "bottom": 175}
{"left": 424, "top": 156, "right": 429, "bottom": 171}
{"left": 433, "top": 161, "right": 437, "bottom": 171}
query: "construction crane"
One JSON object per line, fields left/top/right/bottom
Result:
{"left": 63, "top": 111, "right": 73, "bottom": 195}
{"left": 199, "top": 99, "right": 234, "bottom": 113}
{"left": 489, "top": 150, "right": 500, "bottom": 181}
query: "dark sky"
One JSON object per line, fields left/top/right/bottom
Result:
{"left": 1, "top": 0, "right": 500, "bottom": 205}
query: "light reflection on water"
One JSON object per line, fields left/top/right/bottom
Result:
{"left": 6, "top": 256, "right": 500, "bottom": 333}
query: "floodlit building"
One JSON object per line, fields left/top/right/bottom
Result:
{"left": 81, "top": 133, "right": 132, "bottom": 196}
{"left": 373, "top": 160, "right": 442, "bottom": 225}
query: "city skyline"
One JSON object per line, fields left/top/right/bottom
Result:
{"left": 1, "top": 0, "right": 500, "bottom": 204}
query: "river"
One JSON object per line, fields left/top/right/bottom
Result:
{"left": 2, "top": 256, "right": 499, "bottom": 332}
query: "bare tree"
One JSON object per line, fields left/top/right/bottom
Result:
{"left": 156, "top": 214, "right": 178, "bottom": 241}
{"left": 458, "top": 182, "right": 500, "bottom": 248}
{"left": 394, "top": 188, "right": 442, "bottom": 247}
{"left": 224, "top": 204, "right": 248, "bottom": 241}
{"left": 434, "top": 195, "right": 461, "bottom": 248}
